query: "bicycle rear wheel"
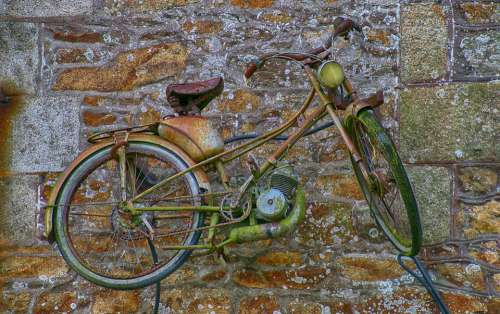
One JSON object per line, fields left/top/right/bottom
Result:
{"left": 344, "top": 109, "right": 422, "bottom": 256}
{"left": 54, "top": 141, "right": 204, "bottom": 289}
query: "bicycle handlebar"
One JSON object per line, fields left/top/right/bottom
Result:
{"left": 244, "top": 17, "right": 363, "bottom": 79}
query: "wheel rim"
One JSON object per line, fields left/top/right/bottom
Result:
{"left": 353, "top": 120, "right": 413, "bottom": 248}
{"left": 57, "top": 143, "right": 202, "bottom": 282}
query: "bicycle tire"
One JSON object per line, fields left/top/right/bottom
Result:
{"left": 344, "top": 109, "right": 422, "bottom": 256}
{"left": 54, "top": 141, "right": 204, "bottom": 289}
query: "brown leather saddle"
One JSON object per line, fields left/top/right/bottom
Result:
{"left": 166, "top": 77, "right": 224, "bottom": 115}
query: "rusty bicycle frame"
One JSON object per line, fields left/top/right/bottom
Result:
{"left": 109, "top": 67, "right": 375, "bottom": 253}
{"left": 44, "top": 17, "right": 379, "bottom": 254}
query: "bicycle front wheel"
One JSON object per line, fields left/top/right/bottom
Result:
{"left": 344, "top": 109, "right": 422, "bottom": 256}
{"left": 54, "top": 141, "right": 204, "bottom": 289}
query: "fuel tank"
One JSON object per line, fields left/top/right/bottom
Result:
{"left": 158, "top": 116, "right": 224, "bottom": 162}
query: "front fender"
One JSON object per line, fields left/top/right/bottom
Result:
{"left": 43, "top": 134, "right": 211, "bottom": 242}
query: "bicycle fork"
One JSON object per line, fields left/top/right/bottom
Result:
{"left": 304, "top": 66, "right": 372, "bottom": 183}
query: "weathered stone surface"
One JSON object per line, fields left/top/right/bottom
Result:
{"left": 337, "top": 255, "right": 405, "bottom": 281}
{"left": 0, "top": 255, "right": 69, "bottom": 279}
{"left": 34, "top": 290, "right": 88, "bottom": 314}
{"left": 238, "top": 295, "right": 280, "bottom": 314}
{"left": 0, "top": 22, "right": 38, "bottom": 94}
{"left": 233, "top": 267, "right": 327, "bottom": 289}
{"left": 401, "top": 3, "right": 448, "bottom": 82}
{"left": 255, "top": 251, "right": 303, "bottom": 266}
{"left": 287, "top": 301, "right": 322, "bottom": 314}
{"left": 458, "top": 2, "right": 499, "bottom": 24}
{"left": 0, "top": 0, "right": 92, "bottom": 16}
{"left": 455, "top": 29, "right": 500, "bottom": 78}
{"left": 183, "top": 19, "right": 222, "bottom": 34}
{"left": 0, "top": 175, "right": 38, "bottom": 243}
{"left": 0, "top": 96, "right": 80, "bottom": 173}
{"left": 160, "top": 288, "right": 231, "bottom": 314}
{"left": 82, "top": 110, "right": 117, "bottom": 127}
{"left": 0, "top": 292, "right": 31, "bottom": 314}
{"left": 231, "top": 0, "right": 274, "bottom": 9}
{"left": 457, "top": 166, "right": 498, "bottom": 196}
{"left": 103, "top": 0, "right": 198, "bottom": 14}
{"left": 314, "top": 172, "right": 364, "bottom": 201}
{"left": 295, "top": 202, "right": 355, "bottom": 248}
{"left": 53, "top": 43, "right": 188, "bottom": 92}
{"left": 433, "top": 262, "right": 486, "bottom": 291}
{"left": 400, "top": 83, "right": 498, "bottom": 162}
{"left": 91, "top": 290, "right": 140, "bottom": 314}
{"left": 463, "top": 201, "right": 500, "bottom": 239}
{"left": 55, "top": 48, "right": 101, "bottom": 64}
{"left": 407, "top": 166, "right": 451, "bottom": 244}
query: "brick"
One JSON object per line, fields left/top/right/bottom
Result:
{"left": 255, "top": 251, "right": 303, "bottom": 266}
{"left": 432, "top": 263, "right": 486, "bottom": 292}
{"left": 463, "top": 201, "right": 500, "bottom": 239}
{"left": 34, "top": 290, "right": 88, "bottom": 314}
{"left": 0, "top": 292, "right": 31, "bottom": 314}
{"left": 314, "top": 172, "right": 364, "bottom": 201}
{"left": 455, "top": 29, "right": 500, "bottom": 78}
{"left": 53, "top": 43, "right": 188, "bottom": 92}
{"left": 0, "top": 96, "right": 80, "bottom": 173}
{"left": 262, "top": 11, "right": 292, "bottom": 24}
{"left": 468, "top": 241, "right": 499, "bottom": 267}
{"left": 457, "top": 166, "right": 498, "bottom": 196}
{"left": 407, "top": 166, "right": 451, "bottom": 244}
{"left": 233, "top": 267, "right": 327, "bottom": 289}
{"left": 201, "top": 270, "right": 226, "bottom": 283}
{"left": 337, "top": 255, "right": 405, "bottom": 281}
{"left": 0, "top": 256, "right": 69, "bottom": 279}
{"left": 401, "top": 3, "right": 448, "bottom": 82}
{"left": 216, "top": 90, "right": 262, "bottom": 113}
{"left": 295, "top": 202, "right": 355, "bottom": 248}
{"left": 238, "top": 295, "right": 280, "bottom": 314}
{"left": 0, "top": 175, "right": 38, "bottom": 243}
{"left": 183, "top": 19, "right": 222, "bottom": 34}
{"left": 0, "top": 0, "right": 92, "bottom": 16}
{"left": 231, "top": 0, "right": 274, "bottom": 9}
{"left": 0, "top": 22, "right": 38, "bottom": 94}
{"left": 400, "top": 83, "right": 498, "bottom": 162}
{"left": 458, "top": 2, "right": 499, "bottom": 24}
{"left": 55, "top": 48, "right": 101, "bottom": 64}
{"left": 91, "top": 290, "right": 140, "bottom": 314}
{"left": 287, "top": 301, "right": 322, "bottom": 314}
{"left": 82, "top": 110, "right": 117, "bottom": 127}
{"left": 103, "top": 0, "right": 197, "bottom": 14}
{"left": 353, "top": 287, "right": 434, "bottom": 313}
{"left": 160, "top": 288, "right": 231, "bottom": 314}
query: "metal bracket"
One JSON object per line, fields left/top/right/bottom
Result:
{"left": 110, "top": 131, "right": 129, "bottom": 158}
{"left": 345, "top": 99, "right": 372, "bottom": 117}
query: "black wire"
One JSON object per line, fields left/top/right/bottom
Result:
{"left": 398, "top": 254, "right": 451, "bottom": 314}
{"left": 147, "top": 238, "right": 161, "bottom": 314}
{"left": 223, "top": 121, "right": 335, "bottom": 144}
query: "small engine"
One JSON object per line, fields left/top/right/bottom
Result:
{"left": 255, "top": 164, "right": 299, "bottom": 221}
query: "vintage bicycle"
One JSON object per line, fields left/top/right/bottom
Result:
{"left": 43, "top": 17, "right": 423, "bottom": 292}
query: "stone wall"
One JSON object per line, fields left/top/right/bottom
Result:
{"left": 0, "top": 0, "right": 498, "bottom": 313}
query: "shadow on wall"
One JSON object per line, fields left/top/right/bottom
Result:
{"left": 0, "top": 81, "right": 25, "bottom": 236}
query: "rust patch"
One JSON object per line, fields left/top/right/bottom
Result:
{"left": 0, "top": 81, "right": 25, "bottom": 176}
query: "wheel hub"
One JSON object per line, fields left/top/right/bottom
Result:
{"left": 111, "top": 207, "right": 153, "bottom": 240}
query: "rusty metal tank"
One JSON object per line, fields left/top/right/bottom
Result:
{"left": 158, "top": 116, "right": 224, "bottom": 162}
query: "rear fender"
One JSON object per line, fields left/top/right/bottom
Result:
{"left": 43, "top": 134, "right": 210, "bottom": 242}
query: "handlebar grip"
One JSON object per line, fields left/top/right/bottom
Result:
{"left": 244, "top": 62, "right": 258, "bottom": 79}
